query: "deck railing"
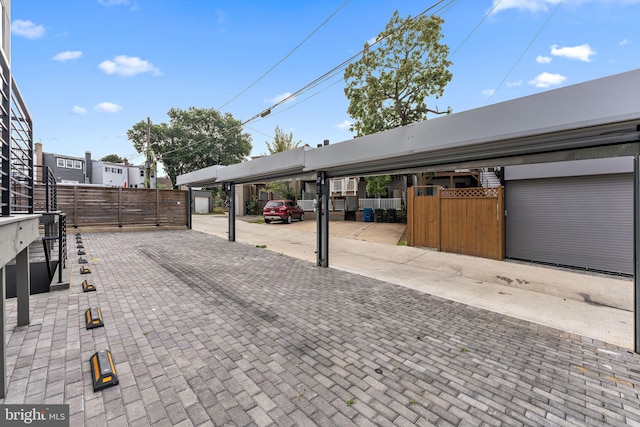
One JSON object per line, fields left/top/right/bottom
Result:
{"left": 297, "top": 198, "right": 403, "bottom": 211}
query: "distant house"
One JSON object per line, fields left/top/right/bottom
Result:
{"left": 91, "top": 160, "right": 129, "bottom": 187}
{"left": 35, "top": 142, "right": 91, "bottom": 184}
{"left": 127, "top": 164, "right": 157, "bottom": 189}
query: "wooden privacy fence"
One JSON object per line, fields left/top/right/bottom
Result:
{"left": 407, "top": 186, "right": 504, "bottom": 260}
{"left": 35, "top": 185, "right": 188, "bottom": 228}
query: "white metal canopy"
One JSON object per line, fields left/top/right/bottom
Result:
{"left": 177, "top": 68, "right": 640, "bottom": 186}
{"left": 177, "top": 68, "right": 640, "bottom": 352}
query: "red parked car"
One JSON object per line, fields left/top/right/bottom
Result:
{"left": 263, "top": 200, "right": 304, "bottom": 224}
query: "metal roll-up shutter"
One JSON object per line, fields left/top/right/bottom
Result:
{"left": 505, "top": 173, "right": 632, "bottom": 275}
{"left": 194, "top": 196, "right": 209, "bottom": 214}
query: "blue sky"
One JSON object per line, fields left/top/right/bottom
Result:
{"left": 11, "top": 0, "right": 640, "bottom": 171}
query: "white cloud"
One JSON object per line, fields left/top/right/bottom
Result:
{"left": 491, "top": 0, "right": 561, "bottom": 14}
{"left": 550, "top": 44, "right": 596, "bottom": 62}
{"left": 72, "top": 106, "right": 87, "bottom": 115}
{"left": 528, "top": 72, "right": 566, "bottom": 88}
{"left": 94, "top": 102, "right": 122, "bottom": 113}
{"left": 620, "top": 38, "right": 632, "bottom": 46}
{"left": 53, "top": 51, "right": 83, "bottom": 62}
{"left": 99, "top": 55, "right": 160, "bottom": 77}
{"left": 536, "top": 55, "right": 552, "bottom": 64}
{"left": 482, "top": 89, "right": 495, "bottom": 97}
{"left": 269, "top": 92, "right": 295, "bottom": 104}
{"left": 11, "top": 20, "right": 46, "bottom": 39}
{"left": 507, "top": 80, "right": 523, "bottom": 87}
{"left": 335, "top": 120, "right": 352, "bottom": 131}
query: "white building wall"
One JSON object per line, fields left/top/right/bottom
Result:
{"left": 92, "top": 161, "right": 128, "bottom": 187}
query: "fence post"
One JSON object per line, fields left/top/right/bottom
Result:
{"left": 156, "top": 188, "right": 160, "bottom": 226}
{"left": 73, "top": 186, "right": 78, "bottom": 227}
{"left": 118, "top": 187, "right": 122, "bottom": 227}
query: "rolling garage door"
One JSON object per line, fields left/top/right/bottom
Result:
{"left": 505, "top": 173, "right": 633, "bottom": 275}
{"left": 194, "top": 196, "right": 209, "bottom": 214}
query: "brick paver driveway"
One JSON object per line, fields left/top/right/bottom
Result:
{"left": 2, "top": 230, "right": 640, "bottom": 426}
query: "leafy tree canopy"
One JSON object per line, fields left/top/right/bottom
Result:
{"left": 344, "top": 11, "right": 452, "bottom": 137}
{"left": 101, "top": 154, "right": 124, "bottom": 163}
{"left": 126, "top": 107, "right": 252, "bottom": 188}
{"left": 265, "top": 126, "right": 301, "bottom": 155}
{"left": 365, "top": 175, "right": 391, "bottom": 198}
{"left": 264, "top": 181, "right": 297, "bottom": 201}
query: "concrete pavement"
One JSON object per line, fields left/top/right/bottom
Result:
{"left": 194, "top": 215, "right": 635, "bottom": 350}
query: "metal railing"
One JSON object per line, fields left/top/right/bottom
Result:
{"left": 58, "top": 213, "right": 67, "bottom": 283}
{"left": 35, "top": 165, "right": 57, "bottom": 212}
{"left": 298, "top": 198, "right": 403, "bottom": 211}
{"left": 330, "top": 177, "right": 358, "bottom": 195}
{"left": 359, "top": 198, "right": 402, "bottom": 210}
{"left": 1, "top": 57, "right": 34, "bottom": 216}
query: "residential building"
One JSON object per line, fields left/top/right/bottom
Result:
{"left": 92, "top": 160, "right": 129, "bottom": 187}
{"left": 35, "top": 142, "right": 91, "bottom": 184}
{"left": 128, "top": 164, "right": 157, "bottom": 189}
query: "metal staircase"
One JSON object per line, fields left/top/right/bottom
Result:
{"left": 480, "top": 168, "right": 502, "bottom": 188}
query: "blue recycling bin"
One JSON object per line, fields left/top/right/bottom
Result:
{"left": 363, "top": 208, "right": 373, "bottom": 222}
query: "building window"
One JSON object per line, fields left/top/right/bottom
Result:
{"left": 74, "top": 160, "right": 82, "bottom": 169}
{"left": 117, "top": 168, "right": 122, "bottom": 174}
{"left": 140, "top": 170, "right": 144, "bottom": 177}
{"left": 66, "top": 159, "right": 73, "bottom": 168}
{"left": 57, "top": 158, "right": 65, "bottom": 168}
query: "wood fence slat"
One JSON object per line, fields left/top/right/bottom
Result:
{"left": 408, "top": 185, "right": 504, "bottom": 260}
{"left": 34, "top": 186, "right": 188, "bottom": 229}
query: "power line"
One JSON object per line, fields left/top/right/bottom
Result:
{"left": 485, "top": 0, "right": 564, "bottom": 104}
{"left": 242, "top": 0, "right": 450, "bottom": 127}
{"left": 142, "top": 0, "right": 456, "bottom": 163}
{"left": 217, "top": 0, "right": 350, "bottom": 111}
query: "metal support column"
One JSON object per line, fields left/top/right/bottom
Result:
{"left": 315, "top": 172, "right": 329, "bottom": 267}
{"left": 187, "top": 187, "right": 193, "bottom": 230}
{"left": 0, "top": 266, "right": 6, "bottom": 398}
{"left": 227, "top": 183, "right": 236, "bottom": 242}
{"left": 316, "top": 173, "right": 323, "bottom": 266}
{"left": 16, "top": 247, "right": 30, "bottom": 326}
{"left": 634, "top": 154, "right": 640, "bottom": 353}
{"left": 321, "top": 175, "right": 329, "bottom": 267}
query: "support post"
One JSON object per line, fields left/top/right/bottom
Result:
{"left": 16, "top": 247, "right": 30, "bottom": 326}
{"left": 187, "top": 187, "right": 193, "bottom": 230}
{"left": 227, "top": 183, "right": 236, "bottom": 242}
{"left": 0, "top": 266, "right": 6, "bottom": 398}
{"left": 315, "top": 172, "right": 329, "bottom": 267}
{"left": 316, "top": 173, "right": 323, "bottom": 266}
{"left": 321, "top": 175, "right": 329, "bottom": 267}
{"left": 634, "top": 154, "right": 640, "bottom": 353}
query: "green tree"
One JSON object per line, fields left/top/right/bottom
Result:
{"left": 344, "top": 11, "right": 452, "bottom": 188}
{"left": 101, "top": 154, "right": 124, "bottom": 163}
{"left": 365, "top": 175, "right": 391, "bottom": 198}
{"left": 127, "top": 107, "right": 252, "bottom": 188}
{"left": 265, "top": 126, "right": 301, "bottom": 154}
{"left": 343, "top": 11, "right": 452, "bottom": 136}
{"left": 264, "top": 181, "right": 297, "bottom": 201}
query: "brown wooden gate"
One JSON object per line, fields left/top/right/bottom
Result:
{"left": 407, "top": 186, "right": 504, "bottom": 260}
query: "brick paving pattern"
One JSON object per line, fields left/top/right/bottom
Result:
{"left": 1, "top": 229, "right": 640, "bottom": 426}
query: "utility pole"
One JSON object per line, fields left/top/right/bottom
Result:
{"left": 144, "top": 117, "right": 151, "bottom": 188}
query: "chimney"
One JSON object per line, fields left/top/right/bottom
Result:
{"left": 323, "top": 139, "right": 329, "bottom": 146}
{"left": 34, "top": 142, "right": 43, "bottom": 182}
{"left": 123, "top": 158, "right": 129, "bottom": 166}
{"left": 85, "top": 151, "right": 92, "bottom": 183}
